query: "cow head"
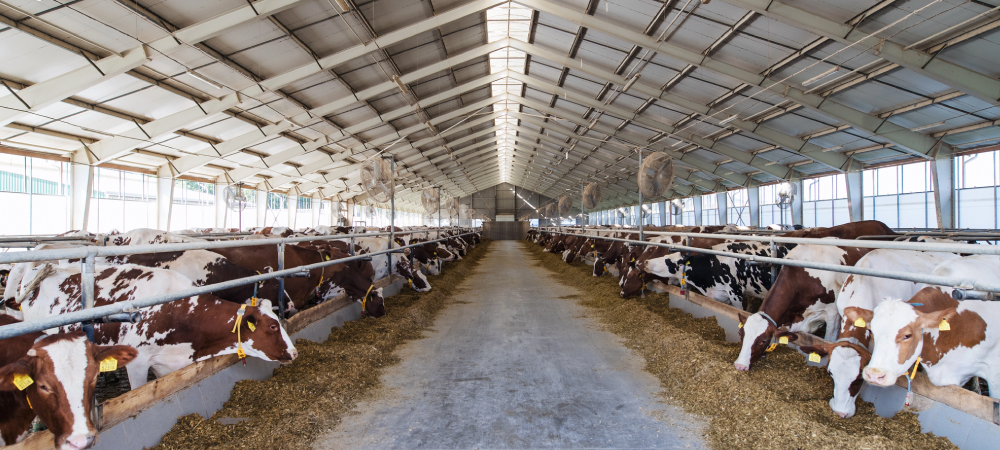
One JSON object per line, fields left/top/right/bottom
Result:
{"left": 0, "top": 333, "right": 137, "bottom": 450}
{"left": 240, "top": 300, "right": 298, "bottom": 363}
{"left": 783, "top": 320, "right": 872, "bottom": 419}
{"left": 735, "top": 312, "right": 778, "bottom": 371}
{"left": 863, "top": 288, "right": 967, "bottom": 387}
{"left": 394, "top": 258, "right": 430, "bottom": 293}
{"left": 619, "top": 264, "right": 646, "bottom": 298}
{"left": 362, "top": 287, "right": 386, "bottom": 317}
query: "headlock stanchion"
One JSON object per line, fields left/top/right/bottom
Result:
{"left": 534, "top": 227, "right": 1000, "bottom": 294}
{"left": 0, "top": 229, "right": 479, "bottom": 340}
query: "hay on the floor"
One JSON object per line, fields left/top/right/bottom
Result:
{"left": 152, "top": 240, "right": 493, "bottom": 450}
{"left": 524, "top": 242, "right": 955, "bottom": 450}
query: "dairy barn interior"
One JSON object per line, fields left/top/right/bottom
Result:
{"left": 4, "top": 0, "right": 1000, "bottom": 449}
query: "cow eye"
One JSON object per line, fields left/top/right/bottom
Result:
{"left": 270, "top": 324, "right": 279, "bottom": 331}
{"left": 38, "top": 384, "right": 50, "bottom": 394}
{"left": 902, "top": 334, "right": 912, "bottom": 341}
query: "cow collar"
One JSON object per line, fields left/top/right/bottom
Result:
{"left": 759, "top": 311, "right": 778, "bottom": 329}
{"left": 231, "top": 304, "right": 256, "bottom": 365}
{"left": 361, "top": 284, "right": 375, "bottom": 315}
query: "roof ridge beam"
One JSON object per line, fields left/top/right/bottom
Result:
{"left": 508, "top": 40, "right": 849, "bottom": 171}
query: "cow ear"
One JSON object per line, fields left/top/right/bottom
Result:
{"left": 798, "top": 345, "right": 829, "bottom": 358}
{"left": 93, "top": 345, "right": 139, "bottom": 367}
{"left": 738, "top": 313, "right": 747, "bottom": 325}
{"left": 0, "top": 360, "right": 32, "bottom": 392}
{"left": 775, "top": 331, "right": 798, "bottom": 343}
{"left": 914, "top": 306, "right": 957, "bottom": 330}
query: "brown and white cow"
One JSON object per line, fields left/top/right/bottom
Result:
{"left": 106, "top": 228, "right": 205, "bottom": 246}
{"left": 0, "top": 319, "right": 138, "bottom": 449}
{"left": 210, "top": 244, "right": 386, "bottom": 317}
{"left": 734, "top": 220, "right": 895, "bottom": 371}
{"left": 794, "top": 249, "right": 959, "bottom": 418}
{"left": 863, "top": 256, "right": 1000, "bottom": 397}
{"left": 93, "top": 250, "right": 278, "bottom": 305}
{"left": 17, "top": 264, "right": 297, "bottom": 389}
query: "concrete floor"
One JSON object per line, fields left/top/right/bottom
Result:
{"left": 314, "top": 241, "right": 706, "bottom": 450}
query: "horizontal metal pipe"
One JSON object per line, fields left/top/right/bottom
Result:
{"left": 0, "top": 228, "right": 471, "bottom": 265}
{"left": 0, "top": 232, "right": 478, "bottom": 340}
{"left": 541, "top": 229, "right": 1000, "bottom": 294}
{"left": 536, "top": 227, "right": 1000, "bottom": 256}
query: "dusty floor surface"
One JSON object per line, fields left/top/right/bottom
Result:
{"left": 314, "top": 240, "right": 706, "bottom": 450}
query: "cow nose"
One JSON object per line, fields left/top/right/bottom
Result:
{"left": 64, "top": 435, "right": 94, "bottom": 450}
{"left": 835, "top": 411, "right": 852, "bottom": 419}
{"left": 289, "top": 348, "right": 299, "bottom": 360}
{"left": 863, "top": 368, "right": 886, "bottom": 385}
{"left": 734, "top": 363, "right": 749, "bottom": 372}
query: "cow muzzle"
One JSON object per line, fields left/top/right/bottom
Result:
{"left": 62, "top": 435, "right": 95, "bottom": 450}
{"left": 862, "top": 367, "right": 891, "bottom": 386}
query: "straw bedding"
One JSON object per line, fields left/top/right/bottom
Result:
{"left": 525, "top": 242, "right": 954, "bottom": 450}
{"left": 152, "top": 239, "right": 493, "bottom": 450}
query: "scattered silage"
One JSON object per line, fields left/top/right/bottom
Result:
{"left": 524, "top": 242, "right": 954, "bottom": 450}
{"left": 152, "top": 239, "right": 493, "bottom": 450}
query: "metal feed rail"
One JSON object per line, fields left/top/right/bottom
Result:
{"left": 0, "top": 229, "right": 478, "bottom": 340}
{"left": 539, "top": 226, "right": 1000, "bottom": 255}
{"left": 535, "top": 227, "right": 1000, "bottom": 295}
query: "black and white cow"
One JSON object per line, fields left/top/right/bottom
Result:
{"left": 642, "top": 241, "right": 786, "bottom": 307}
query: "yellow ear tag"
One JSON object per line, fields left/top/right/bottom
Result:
{"left": 854, "top": 317, "right": 866, "bottom": 328}
{"left": 250, "top": 298, "right": 257, "bottom": 307}
{"left": 939, "top": 319, "right": 950, "bottom": 331}
{"left": 100, "top": 357, "right": 118, "bottom": 372}
{"left": 325, "top": 255, "right": 330, "bottom": 261}
{"left": 12, "top": 373, "right": 33, "bottom": 391}
{"left": 237, "top": 348, "right": 246, "bottom": 359}
{"left": 680, "top": 278, "right": 686, "bottom": 286}
{"left": 808, "top": 352, "right": 821, "bottom": 363}
{"left": 738, "top": 322, "right": 744, "bottom": 328}
{"left": 766, "top": 343, "right": 777, "bottom": 352}
{"left": 779, "top": 336, "right": 789, "bottom": 345}
{"left": 247, "top": 322, "right": 256, "bottom": 332}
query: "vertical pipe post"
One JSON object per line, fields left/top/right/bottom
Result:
{"left": 81, "top": 250, "right": 96, "bottom": 342}
{"left": 638, "top": 150, "right": 644, "bottom": 242}
{"left": 436, "top": 187, "right": 441, "bottom": 240}
{"left": 385, "top": 156, "right": 395, "bottom": 275}
{"left": 770, "top": 239, "right": 779, "bottom": 285}
{"left": 277, "top": 243, "right": 286, "bottom": 319}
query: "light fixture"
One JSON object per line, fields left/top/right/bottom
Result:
{"left": 821, "top": 145, "right": 844, "bottom": 152}
{"left": 802, "top": 66, "right": 840, "bottom": 86}
{"left": 622, "top": 74, "right": 641, "bottom": 93}
{"left": 333, "top": 0, "right": 352, "bottom": 12}
{"left": 672, "top": 140, "right": 685, "bottom": 147}
{"left": 718, "top": 114, "right": 737, "bottom": 125}
{"left": 587, "top": 117, "right": 600, "bottom": 130}
{"left": 186, "top": 70, "right": 224, "bottom": 89}
{"left": 910, "top": 121, "right": 946, "bottom": 131}
{"left": 393, "top": 75, "right": 409, "bottom": 94}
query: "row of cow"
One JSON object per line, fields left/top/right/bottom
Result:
{"left": 0, "top": 226, "right": 480, "bottom": 449}
{"left": 528, "top": 221, "right": 1000, "bottom": 420}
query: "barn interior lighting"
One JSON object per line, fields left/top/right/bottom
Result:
{"left": 333, "top": 0, "right": 352, "bottom": 12}
{"left": 911, "top": 121, "right": 946, "bottom": 131}
{"left": 622, "top": 74, "right": 641, "bottom": 93}
{"left": 802, "top": 66, "right": 840, "bottom": 86}
{"left": 718, "top": 115, "right": 737, "bottom": 125}
{"left": 821, "top": 145, "right": 844, "bottom": 152}
{"left": 587, "top": 117, "right": 600, "bottom": 130}
{"left": 392, "top": 75, "right": 409, "bottom": 94}
{"left": 672, "top": 140, "right": 686, "bottom": 147}
{"left": 186, "top": 70, "right": 224, "bottom": 89}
